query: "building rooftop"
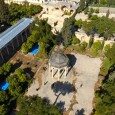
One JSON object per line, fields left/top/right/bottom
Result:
{"left": 0, "top": 18, "right": 34, "bottom": 50}
{"left": 49, "top": 51, "right": 69, "bottom": 68}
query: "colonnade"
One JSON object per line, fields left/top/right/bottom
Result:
{"left": 0, "top": 27, "right": 30, "bottom": 65}
{"left": 49, "top": 63, "right": 68, "bottom": 80}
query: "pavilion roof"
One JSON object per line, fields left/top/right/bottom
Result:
{"left": 49, "top": 51, "right": 69, "bottom": 68}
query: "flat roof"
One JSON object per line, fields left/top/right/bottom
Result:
{"left": 0, "top": 18, "right": 34, "bottom": 50}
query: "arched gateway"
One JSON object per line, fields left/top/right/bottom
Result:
{"left": 49, "top": 51, "right": 69, "bottom": 80}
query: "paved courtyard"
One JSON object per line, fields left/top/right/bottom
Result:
{"left": 26, "top": 53, "right": 102, "bottom": 115}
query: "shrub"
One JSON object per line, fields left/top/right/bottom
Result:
{"left": 21, "top": 43, "right": 29, "bottom": 54}
{"left": 89, "top": 41, "right": 102, "bottom": 56}
{"left": 100, "top": 58, "right": 112, "bottom": 76}
{"left": 80, "top": 41, "right": 87, "bottom": 52}
{"left": 95, "top": 8, "right": 99, "bottom": 13}
{"left": 90, "top": 8, "right": 94, "bottom": 13}
{"left": 104, "top": 44, "right": 110, "bottom": 52}
{"left": 90, "top": 15, "right": 98, "bottom": 20}
{"left": 91, "top": 40, "right": 102, "bottom": 51}
{"left": 88, "top": 12, "right": 92, "bottom": 19}
{"left": 64, "top": 11, "right": 71, "bottom": 15}
{"left": 72, "top": 36, "right": 80, "bottom": 44}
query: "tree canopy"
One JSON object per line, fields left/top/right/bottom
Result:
{"left": 21, "top": 19, "right": 56, "bottom": 55}
{"left": 90, "top": 0, "right": 115, "bottom": 5}
{"left": 105, "top": 43, "right": 115, "bottom": 65}
{"left": 17, "top": 96, "right": 62, "bottom": 115}
{"left": 0, "top": 0, "right": 9, "bottom": 23}
{"left": 6, "top": 68, "right": 27, "bottom": 96}
{"left": 62, "top": 17, "right": 75, "bottom": 47}
{"left": 82, "top": 16, "right": 115, "bottom": 39}
{"left": 9, "top": 3, "right": 42, "bottom": 23}
{"left": 95, "top": 67, "right": 115, "bottom": 115}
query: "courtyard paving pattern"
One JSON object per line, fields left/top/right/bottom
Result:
{"left": 26, "top": 53, "right": 102, "bottom": 115}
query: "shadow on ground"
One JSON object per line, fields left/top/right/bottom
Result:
{"left": 51, "top": 81, "right": 76, "bottom": 106}
{"left": 24, "top": 67, "right": 34, "bottom": 79}
{"left": 56, "top": 101, "right": 65, "bottom": 112}
{"left": 66, "top": 54, "right": 77, "bottom": 73}
{"left": 75, "top": 108, "right": 85, "bottom": 115}
{"left": 11, "top": 61, "right": 22, "bottom": 72}
{"left": 51, "top": 81, "right": 76, "bottom": 95}
{"left": 43, "top": 97, "right": 50, "bottom": 104}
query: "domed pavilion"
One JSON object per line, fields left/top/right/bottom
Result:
{"left": 49, "top": 51, "right": 69, "bottom": 80}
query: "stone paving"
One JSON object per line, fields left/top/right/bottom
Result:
{"left": 26, "top": 53, "right": 102, "bottom": 115}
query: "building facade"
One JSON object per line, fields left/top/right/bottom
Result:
{"left": 0, "top": 18, "right": 34, "bottom": 66}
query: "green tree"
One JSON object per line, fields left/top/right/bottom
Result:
{"left": 21, "top": 19, "right": 56, "bottom": 55}
{"left": 0, "top": 62, "right": 12, "bottom": 76}
{"left": 21, "top": 43, "right": 29, "bottom": 54}
{"left": 88, "top": 37, "right": 94, "bottom": 48}
{"left": 37, "top": 42, "right": 47, "bottom": 59}
{"left": 62, "top": 17, "right": 75, "bottom": 47}
{"left": 79, "top": 0, "right": 85, "bottom": 12}
{"left": 104, "top": 44, "right": 110, "bottom": 52}
{"left": 101, "top": 40, "right": 105, "bottom": 50}
{"left": 0, "top": 0, "right": 9, "bottom": 23}
{"left": 9, "top": 3, "right": 42, "bottom": 22}
{"left": 0, "top": 104, "right": 8, "bottom": 115}
{"left": 0, "top": 91, "right": 9, "bottom": 103}
{"left": 106, "top": 10, "right": 110, "bottom": 18}
{"left": 105, "top": 43, "right": 115, "bottom": 65}
{"left": 6, "top": 68, "right": 27, "bottom": 96}
{"left": 82, "top": 16, "right": 115, "bottom": 40}
{"left": 15, "top": 68, "right": 26, "bottom": 82}
{"left": 74, "top": 19, "right": 82, "bottom": 28}
{"left": 84, "top": 7, "right": 89, "bottom": 14}
{"left": 95, "top": 68, "right": 115, "bottom": 115}
{"left": 107, "top": 0, "right": 115, "bottom": 5}
{"left": 7, "top": 75, "right": 22, "bottom": 96}
{"left": 85, "top": 0, "right": 90, "bottom": 6}
{"left": 17, "top": 96, "right": 61, "bottom": 115}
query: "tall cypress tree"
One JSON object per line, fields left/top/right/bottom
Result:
{"left": 79, "top": 0, "right": 85, "bottom": 12}
{"left": 0, "top": 0, "right": 9, "bottom": 23}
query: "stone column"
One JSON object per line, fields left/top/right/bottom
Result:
{"left": 52, "top": 67, "right": 54, "bottom": 78}
{"left": 6, "top": 46, "right": 10, "bottom": 55}
{"left": 65, "top": 67, "right": 67, "bottom": 78}
{"left": 21, "top": 33, "right": 24, "bottom": 43}
{"left": 11, "top": 41, "right": 15, "bottom": 50}
{"left": 25, "top": 29, "right": 28, "bottom": 38}
{"left": 0, "top": 51, "right": 4, "bottom": 61}
{"left": 16, "top": 36, "right": 19, "bottom": 47}
{"left": 58, "top": 69, "right": 60, "bottom": 80}
{"left": 49, "top": 63, "right": 51, "bottom": 73}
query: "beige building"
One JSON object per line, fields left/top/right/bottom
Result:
{"left": 5, "top": 0, "right": 43, "bottom": 4}
{"left": 5, "top": 0, "right": 80, "bottom": 5}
